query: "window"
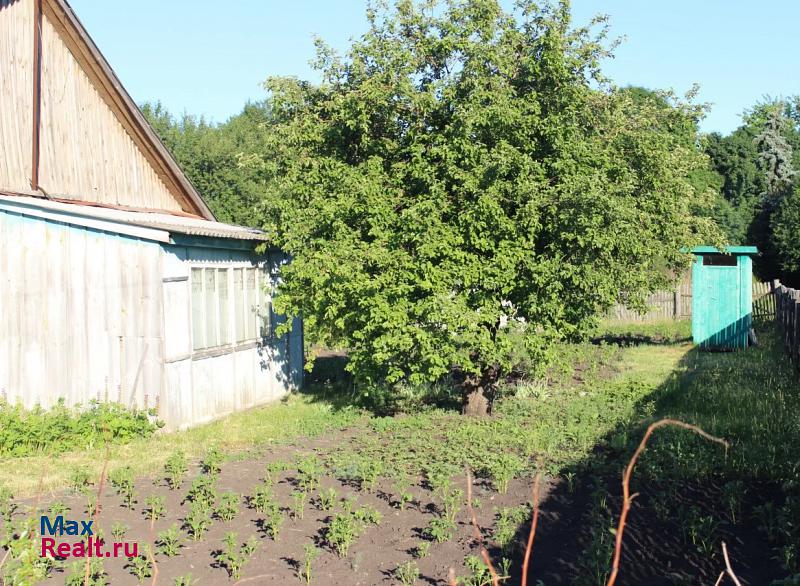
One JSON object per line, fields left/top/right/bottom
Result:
{"left": 191, "top": 267, "right": 229, "bottom": 351}
{"left": 703, "top": 254, "right": 737, "bottom": 267}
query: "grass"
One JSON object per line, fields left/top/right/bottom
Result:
{"left": 0, "top": 395, "right": 363, "bottom": 496}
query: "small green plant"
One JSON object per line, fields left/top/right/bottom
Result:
{"left": 264, "top": 459, "right": 289, "bottom": 483}
{"left": 356, "top": 458, "right": 383, "bottom": 493}
{"left": 249, "top": 481, "right": 275, "bottom": 513}
{"left": 111, "top": 522, "right": 129, "bottom": 541}
{"left": 173, "top": 574, "right": 198, "bottom": 586}
{"left": 186, "top": 475, "right": 217, "bottom": 509}
{"left": 65, "top": 558, "right": 105, "bottom": 586}
{"left": 394, "top": 477, "right": 414, "bottom": 510}
{"left": 0, "top": 484, "right": 16, "bottom": 523}
{"left": 215, "top": 491, "right": 241, "bottom": 522}
{"left": 215, "top": 532, "right": 259, "bottom": 580}
{"left": 68, "top": 466, "right": 92, "bottom": 492}
{"left": 299, "top": 544, "right": 320, "bottom": 585}
{"left": 723, "top": 480, "right": 746, "bottom": 524}
{"left": 184, "top": 501, "right": 213, "bottom": 541}
{"left": 354, "top": 505, "right": 382, "bottom": 526}
{"left": 49, "top": 500, "right": 69, "bottom": 516}
{"left": 459, "top": 554, "right": 510, "bottom": 586}
{"left": 126, "top": 552, "right": 154, "bottom": 583}
{"left": 440, "top": 488, "right": 463, "bottom": 524}
{"left": 485, "top": 454, "right": 526, "bottom": 494}
{"left": 201, "top": 447, "right": 224, "bottom": 477}
{"left": 291, "top": 490, "right": 307, "bottom": 519}
{"left": 493, "top": 505, "right": 530, "bottom": 554}
{"left": 164, "top": 450, "right": 188, "bottom": 490}
{"left": 296, "top": 455, "right": 325, "bottom": 493}
{"left": 156, "top": 523, "right": 183, "bottom": 557}
{"left": 109, "top": 466, "right": 136, "bottom": 508}
{"left": 318, "top": 487, "right": 338, "bottom": 511}
{"left": 413, "top": 541, "right": 431, "bottom": 558}
{"left": 85, "top": 492, "right": 98, "bottom": 515}
{"left": 1, "top": 517, "right": 56, "bottom": 584}
{"left": 261, "top": 500, "right": 285, "bottom": 540}
{"left": 325, "top": 512, "right": 360, "bottom": 557}
{"left": 394, "top": 560, "right": 420, "bottom": 585}
{"left": 144, "top": 495, "right": 166, "bottom": 523}
{"left": 424, "top": 518, "right": 455, "bottom": 543}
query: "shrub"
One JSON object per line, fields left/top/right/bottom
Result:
{"left": 0, "top": 399, "right": 162, "bottom": 457}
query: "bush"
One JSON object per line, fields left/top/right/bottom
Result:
{"left": 0, "top": 399, "right": 162, "bottom": 457}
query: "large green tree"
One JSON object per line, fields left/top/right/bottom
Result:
{"left": 257, "top": 0, "right": 717, "bottom": 413}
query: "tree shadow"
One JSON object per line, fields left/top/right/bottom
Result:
{"left": 505, "top": 323, "right": 792, "bottom": 585}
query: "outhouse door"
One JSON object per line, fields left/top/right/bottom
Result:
{"left": 692, "top": 253, "right": 749, "bottom": 348}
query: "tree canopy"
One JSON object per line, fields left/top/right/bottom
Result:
{"left": 254, "top": 0, "right": 718, "bottom": 412}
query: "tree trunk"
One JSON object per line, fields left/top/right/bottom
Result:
{"left": 462, "top": 387, "right": 490, "bottom": 416}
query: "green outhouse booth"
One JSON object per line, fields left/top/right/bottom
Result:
{"left": 690, "top": 246, "right": 758, "bottom": 349}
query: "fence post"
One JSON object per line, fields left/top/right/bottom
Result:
{"left": 673, "top": 289, "right": 681, "bottom": 319}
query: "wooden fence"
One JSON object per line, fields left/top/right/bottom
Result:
{"left": 609, "top": 278, "right": 777, "bottom": 322}
{"left": 775, "top": 282, "right": 800, "bottom": 364}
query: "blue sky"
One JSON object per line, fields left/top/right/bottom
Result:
{"left": 70, "top": 0, "right": 799, "bottom": 134}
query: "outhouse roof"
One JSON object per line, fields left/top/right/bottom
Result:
{"left": 0, "top": 192, "right": 269, "bottom": 244}
{"left": 690, "top": 246, "right": 758, "bottom": 255}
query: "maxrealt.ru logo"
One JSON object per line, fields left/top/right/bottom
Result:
{"left": 39, "top": 516, "right": 138, "bottom": 558}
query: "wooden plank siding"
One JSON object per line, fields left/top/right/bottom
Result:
{"left": 0, "top": 209, "right": 164, "bottom": 412}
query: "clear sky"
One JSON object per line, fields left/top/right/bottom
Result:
{"left": 69, "top": 0, "right": 800, "bottom": 134}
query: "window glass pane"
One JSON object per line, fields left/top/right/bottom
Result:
{"left": 191, "top": 268, "right": 205, "bottom": 350}
{"left": 205, "top": 268, "right": 218, "bottom": 348}
{"left": 259, "top": 268, "right": 271, "bottom": 338}
{"left": 218, "top": 269, "right": 229, "bottom": 345}
{"left": 246, "top": 268, "right": 257, "bottom": 339}
{"left": 234, "top": 269, "right": 245, "bottom": 342}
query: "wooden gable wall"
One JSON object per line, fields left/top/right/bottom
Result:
{"left": 0, "top": 0, "right": 213, "bottom": 217}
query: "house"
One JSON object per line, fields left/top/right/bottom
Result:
{"left": 0, "top": 0, "right": 303, "bottom": 429}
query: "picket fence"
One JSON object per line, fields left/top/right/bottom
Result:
{"left": 609, "top": 278, "right": 776, "bottom": 322}
{"left": 774, "top": 282, "right": 800, "bottom": 365}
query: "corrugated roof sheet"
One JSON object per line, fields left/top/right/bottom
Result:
{"left": 0, "top": 193, "right": 269, "bottom": 242}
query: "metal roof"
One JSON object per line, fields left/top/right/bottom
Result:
{"left": 690, "top": 246, "right": 758, "bottom": 255}
{"left": 0, "top": 193, "right": 269, "bottom": 244}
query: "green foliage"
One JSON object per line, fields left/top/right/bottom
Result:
{"left": 201, "top": 447, "right": 224, "bottom": 477}
{"left": 0, "top": 399, "right": 161, "bottom": 457}
{"left": 295, "top": 455, "right": 325, "bottom": 493}
{"left": 0, "top": 484, "right": 17, "bottom": 523}
{"left": 126, "top": 552, "right": 154, "bottom": 583}
{"left": 144, "top": 495, "right": 166, "bottom": 523}
{"left": 215, "top": 532, "right": 259, "bottom": 580}
{"left": 184, "top": 501, "right": 213, "bottom": 541}
{"left": 173, "top": 574, "right": 198, "bottom": 586}
{"left": 394, "top": 560, "right": 421, "bottom": 585}
{"left": 290, "top": 490, "right": 307, "bottom": 519}
{"left": 484, "top": 453, "right": 527, "bottom": 493}
{"left": 325, "top": 512, "right": 359, "bottom": 557}
{"left": 257, "top": 0, "right": 716, "bottom": 406}
{"left": 424, "top": 517, "right": 456, "bottom": 543}
{"left": 493, "top": 505, "right": 531, "bottom": 553}
{"left": 142, "top": 101, "right": 274, "bottom": 226}
{"left": 185, "top": 476, "right": 217, "bottom": 509}
{"left": 156, "top": 524, "right": 183, "bottom": 557}
{"left": 164, "top": 451, "right": 188, "bottom": 490}
{"left": 1, "top": 517, "right": 56, "bottom": 584}
{"left": 65, "top": 558, "right": 106, "bottom": 586}
{"left": 111, "top": 522, "right": 128, "bottom": 541}
{"left": 249, "top": 481, "right": 276, "bottom": 513}
{"left": 109, "top": 466, "right": 136, "bottom": 508}
{"left": 317, "top": 487, "right": 338, "bottom": 511}
{"left": 68, "top": 466, "right": 92, "bottom": 492}
{"left": 299, "top": 544, "right": 320, "bottom": 585}
{"left": 215, "top": 491, "right": 241, "bottom": 522}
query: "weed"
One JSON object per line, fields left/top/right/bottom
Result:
{"left": 164, "top": 451, "right": 189, "bottom": 490}
{"left": 0, "top": 484, "right": 16, "bottom": 523}
{"left": 723, "top": 480, "right": 746, "bottom": 524}
{"left": 49, "top": 500, "right": 68, "bottom": 517}
{"left": 394, "top": 476, "right": 414, "bottom": 510}
{"left": 156, "top": 523, "right": 183, "bottom": 557}
{"left": 440, "top": 488, "right": 463, "bottom": 524}
{"left": 493, "top": 505, "right": 530, "bottom": 553}
{"left": 144, "top": 495, "right": 166, "bottom": 523}
{"left": 1, "top": 517, "right": 56, "bottom": 583}
{"left": 215, "top": 491, "right": 241, "bottom": 522}
{"left": 249, "top": 481, "right": 275, "bottom": 513}
{"left": 394, "top": 560, "right": 420, "bottom": 585}
{"left": 459, "top": 554, "right": 511, "bottom": 586}
{"left": 354, "top": 505, "right": 382, "bottom": 526}
{"left": 216, "top": 532, "right": 259, "bottom": 580}
{"left": 264, "top": 459, "right": 289, "bottom": 483}
{"left": 261, "top": 500, "right": 285, "bottom": 540}
{"left": 299, "top": 544, "right": 320, "bottom": 585}
{"left": 485, "top": 454, "right": 526, "bottom": 494}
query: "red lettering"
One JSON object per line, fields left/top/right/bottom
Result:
{"left": 123, "top": 542, "right": 138, "bottom": 557}
{"left": 40, "top": 537, "right": 56, "bottom": 557}
{"left": 113, "top": 542, "right": 123, "bottom": 557}
{"left": 57, "top": 542, "right": 71, "bottom": 557}
{"left": 72, "top": 541, "right": 86, "bottom": 557}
